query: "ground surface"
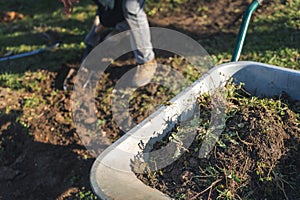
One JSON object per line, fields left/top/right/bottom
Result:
{"left": 0, "top": 0, "right": 299, "bottom": 199}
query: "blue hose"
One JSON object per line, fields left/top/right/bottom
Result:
{"left": 0, "top": 42, "right": 61, "bottom": 62}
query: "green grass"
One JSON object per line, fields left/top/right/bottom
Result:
{"left": 201, "top": 0, "right": 300, "bottom": 68}
{"left": 0, "top": 0, "right": 299, "bottom": 71}
{"left": 0, "top": 73, "right": 23, "bottom": 89}
{"left": 0, "top": 0, "right": 95, "bottom": 72}
{"left": 0, "top": 0, "right": 299, "bottom": 199}
{"left": 77, "top": 189, "right": 98, "bottom": 200}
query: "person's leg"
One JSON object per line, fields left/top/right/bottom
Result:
{"left": 123, "top": 0, "right": 156, "bottom": 87}
{"left": 122, "top": 0, "right": 154, "bottom": 64}
{"left": 84, "top": 1, "right": 126, "bottom": 59}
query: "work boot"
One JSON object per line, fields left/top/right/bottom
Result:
{"left": 132, "top": 59, "right": 157, "bottom": 87}
{"left": 84, "top": 25, "right": 101, "bottom": 47}
{"left": 84, "top": 16, "right": 103, "bottom": 47}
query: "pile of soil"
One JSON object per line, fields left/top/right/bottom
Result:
{"left": 136, "top": 83, "right": 300, "bottom": 200}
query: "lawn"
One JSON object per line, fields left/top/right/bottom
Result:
{"left": 0, "top": 0, "right": 299, "bottom": 199}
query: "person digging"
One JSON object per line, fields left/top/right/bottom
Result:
{"left": 60, "top": 0, "right": 157, "bottom": 88}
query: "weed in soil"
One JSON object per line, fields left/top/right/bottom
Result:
{"left": 135, "top": 82, "right": 300, "bottom": 200}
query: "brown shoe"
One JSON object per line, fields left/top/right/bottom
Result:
{"left": 132, "top": 59, "right": 157, "bottom": 87}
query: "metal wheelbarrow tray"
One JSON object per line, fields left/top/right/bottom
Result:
{"left": 90, "top": 61, "right": 300, "bottom": 200}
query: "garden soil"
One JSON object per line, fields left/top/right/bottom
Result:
{"left": 0, "top": 0, "right": 290, "bottom": 199}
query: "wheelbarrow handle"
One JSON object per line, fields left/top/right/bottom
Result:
{"left": 231, "top": 0, "right": 263, "bottom": 62}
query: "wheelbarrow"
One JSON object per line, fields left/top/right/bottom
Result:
{"left": 90, "top": 0, "right": 300, "bottom": 199}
